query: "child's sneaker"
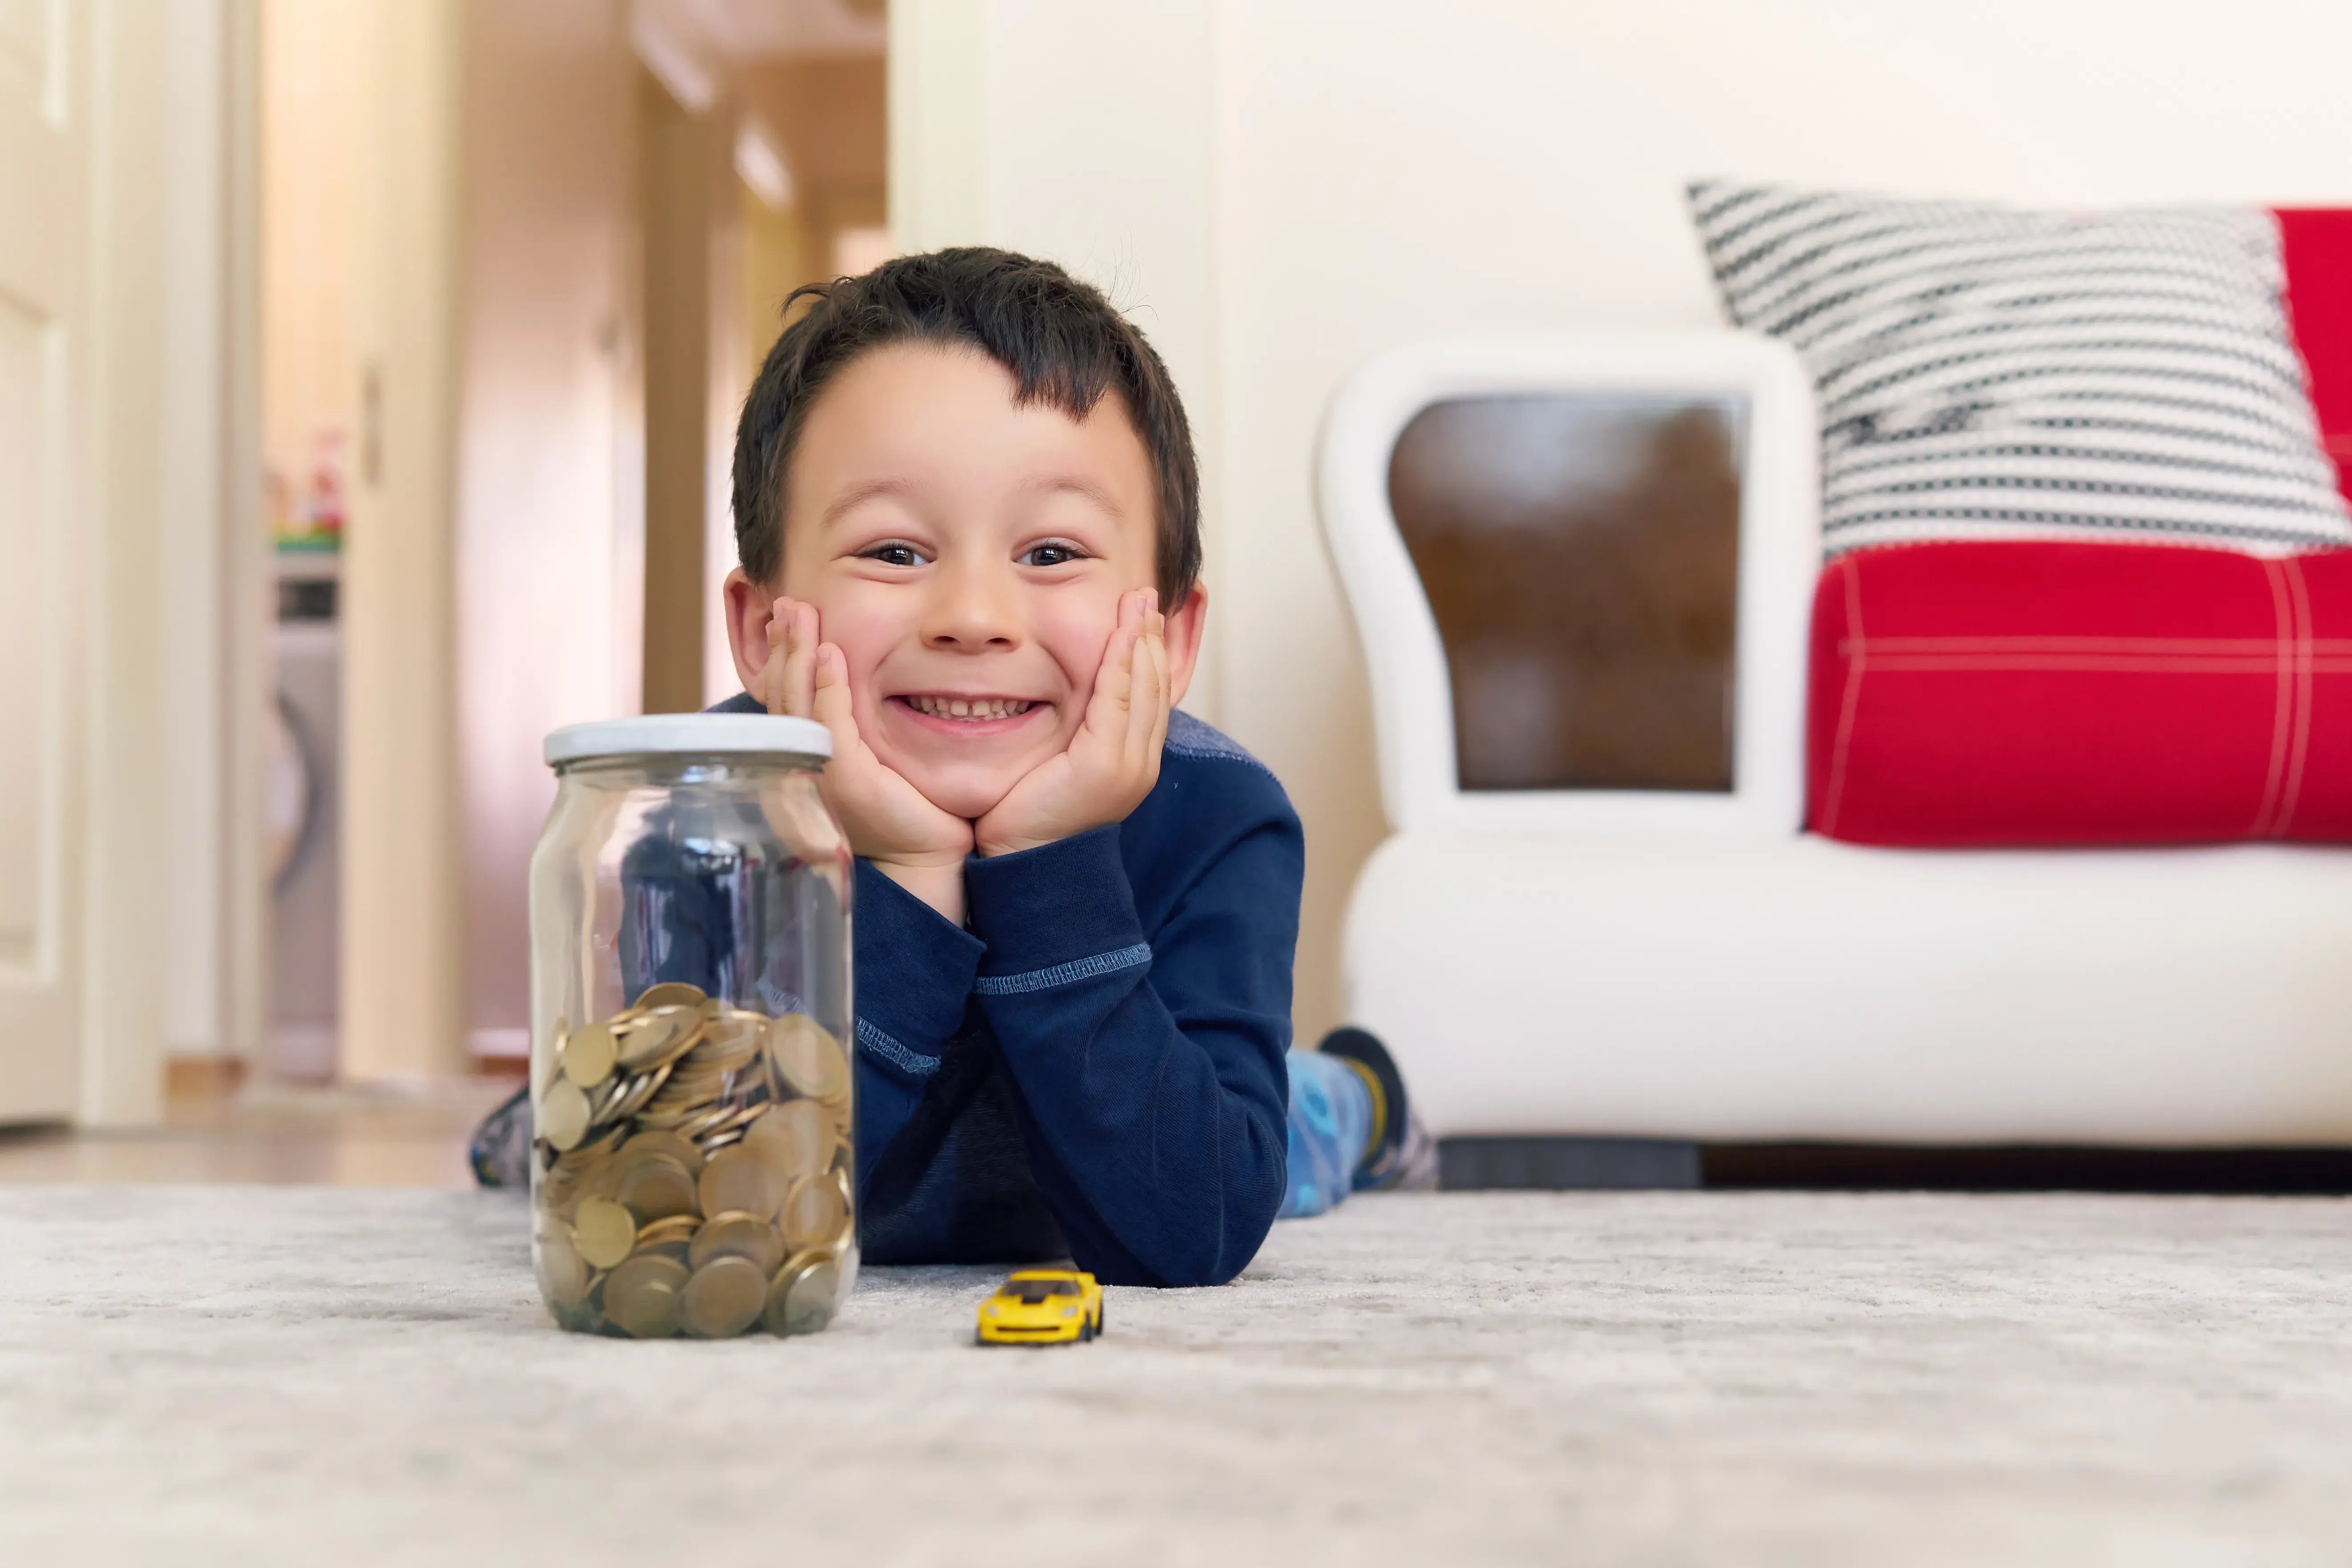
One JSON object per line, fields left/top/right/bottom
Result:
{"left": 1316, "top": 1027, "right": 1436, "bottom": 1191}
{"left": 469, "top": 1084, "right": 532, "bottom": 1189}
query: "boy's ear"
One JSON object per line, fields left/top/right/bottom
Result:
{"left": 722, "top": 568, "right": 777, "bottom": 703}
{"left": 1164, "top": 581, "right": 1209, "bottom": 708}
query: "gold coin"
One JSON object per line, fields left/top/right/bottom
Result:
{"left": 830, "top": 1185, "right": 857, "bottom": 1251}
{"left": 536, "top": 1225, "right": 593, "bottom": 1309}
{"left": 571, "top": 1196, "right": 637, "bottom": 1270}
{"left": 615, "top": 1156, "right": 700, "bottom": 1223}
{"left": 699, "top": 1011, "right": 766, "bottom": 1057}
{"left": 769, "top": 1015, "right": 850, "bottom": 1100}
{"left": 764, "top": 1249, "right": 842, "bottom": 1336}
{"left": 695, "top": 1128, "right": 747, "bottom": 1158}
{"left": 538, "top": 1177, "right": 579, "bottom": 1221}
{"left": 633, "top": 1213, "right": 700, "bottom": 1249}
{"left": 538, "top": 1015, "right": 570, "bottom": 1095}
{"left": 780, "top": 1168, "right": 847, "bottom": 1252}
{"left": 617, "top": 1006, "right": 703, "bottom": 1071}
{"left": 692, "top": 1032, "right": 766, "bottom": 1072}
{"left": 649, "top": 1077, "right": 725, "bottom": 1114}
{"left": 690, "top": 1211, "right": 785, "bottom": 1276}
{"left": 632, "top": 981, "right": 708, "bottom": 1013}
{"left": 671, "top": 1104, "right": 739, "bottom": 1144}
{"left": 561, "top": 1023, "right": 617, "bottom": 1089}
{"left": 551, "top": 1123, "right": 627, "bottom": 1170}
{"left": 617, "top": 1129, "right": 702, "bottom": 1169}
{"left": 585, "top": 1074, "right": 632, "bottom": 1127}
{"left": 603, "top": 1254, "right": 689, "bottom": 1339}
{"left": 784, "top": 1259, "right": 842, "bottom": 1334}
{"left": 599, "top": 1070, "right": 663, "bottom": 1125}
{"left": 681, "top": 1254, "right": 767, "bottom": 1338}
{"left": 831, "top": 1165, "right": 855, "bottom": 1230}
{"left": 539, "top": 1080, "right": 592, "bottom": 1152}
{"left": 747, "top": 1097, "right": 833, "bottom": 1183}
{"left": 699, "top": 1144, "right": 783, "bottom": 1221}
{"left": 713, "top": 1103, "right": 767, "bottom": 1137}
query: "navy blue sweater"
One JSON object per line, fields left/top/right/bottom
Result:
{"left": 710, "top": 693, "right": 1301, "bottom": 1287}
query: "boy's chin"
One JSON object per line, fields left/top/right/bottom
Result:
{"left": 895, "top": 761, "right": 1024, "bottom": 824}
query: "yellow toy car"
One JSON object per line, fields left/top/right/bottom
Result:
{"left": 975, "top": 1269, "right": 1105, "bottom": 1346}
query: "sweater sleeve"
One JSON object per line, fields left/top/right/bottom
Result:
{"left": 962, "top": 810, "right": 1300, "bottom": 1288}
{"left": 849, "top": 858, "right": 985, "bottom": 1193}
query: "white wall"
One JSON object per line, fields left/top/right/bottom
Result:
{"left": 895, "top": 0, "right": 2352, "bottom": 1047}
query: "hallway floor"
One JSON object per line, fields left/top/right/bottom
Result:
{"left": 0, "top": 1074, "right": 516, "bottom": 1188}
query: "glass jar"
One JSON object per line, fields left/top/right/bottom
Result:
{"left": 527, "top": 713, "right": 854, "bottom": 1339}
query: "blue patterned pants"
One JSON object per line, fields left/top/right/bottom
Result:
{"left": 1278, "top": 1049, "right": 1372, "bottom": 1220}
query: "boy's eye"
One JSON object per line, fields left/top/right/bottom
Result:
{"left": 860, "top": 542, "right": 929, "bottom": 568}
{"left": 1020, "top": 543, "right": 1087, "bottom": 568}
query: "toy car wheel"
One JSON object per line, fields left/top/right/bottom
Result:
{"left": 1095, "top": 1304, "right": 1106, "bottom": 1336}
{"left": 1079, "top": 1321, "right": 1093, "bottom": 1343}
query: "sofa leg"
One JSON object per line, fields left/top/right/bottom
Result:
{"left": 1437, "top": 1137, "right": 1701, "bottom": 1191}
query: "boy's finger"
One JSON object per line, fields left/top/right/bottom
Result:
{"left": 1086, "top": 624, "right": 1138, "bottom": 742}
{"left": 780, "top": 602, "right": 818, "bottom": 717}
{"left": 754, "top": 601, "right": 790, "bottom": 714}
{"left": 1128, "top": 621, "right": 1168, "bottom": 757}
{"left": 810, "top": 643, "right": 864, "bottom": 758}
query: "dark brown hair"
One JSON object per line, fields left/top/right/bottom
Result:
{"left": 731, "top": 247, "right": 1201, "bottom": 602}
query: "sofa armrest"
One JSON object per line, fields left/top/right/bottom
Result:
{"left": 1316, "top": 331, "right": 1819, "bottom": 838}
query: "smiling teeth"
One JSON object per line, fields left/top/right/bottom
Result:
{"left": 908, "top": 696, "right": 1032, "bottom": 720}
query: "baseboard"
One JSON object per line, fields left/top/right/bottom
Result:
{"left": 1433, "top": 1137, "right": 2352, "bottom": 1194}
{"left": 1438, "top": 1137, "right": 1702, "bottom": 1191}
{"left": 468, "top": 1028, "right": 528, "bottom": 1060}
{"left": 165, "top": 1057, "right": 248, "bottom": 1100}
{"left": 1703, "top": 1142, "right": 2352, "bottom": 1195}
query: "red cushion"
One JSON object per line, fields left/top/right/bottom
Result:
{"left": 2277, "top": 208, "right": 2352, "bottom": 505}
{"left": 1807, "top": 541, "right": 2352, "bottom": 846}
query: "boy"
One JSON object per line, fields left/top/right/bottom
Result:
{"left": 477, "top": 249, "right": 1415, "bottom": 1283}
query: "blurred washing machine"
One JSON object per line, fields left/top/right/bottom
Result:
{"left": 269, "top": 552, "right": 341, "bottom": 1081}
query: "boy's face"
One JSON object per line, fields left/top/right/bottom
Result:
{"left": 727, "top": 342, "right": 1201, "bottom": 821}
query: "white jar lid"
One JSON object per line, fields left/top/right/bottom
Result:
{"left": 544, "top": 713, "right": 832, "bottom": 767}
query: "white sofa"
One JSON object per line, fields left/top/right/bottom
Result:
{"left": 1319, "top": 333, "right": 2352, "bottom": 1148}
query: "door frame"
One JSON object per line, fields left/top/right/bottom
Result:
{"left": 71, "top": 0, "right": 267, "bottom": 1126}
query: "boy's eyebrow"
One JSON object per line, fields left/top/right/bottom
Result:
{"left": 819, "top": 472, "right": 1129, "bottom": 529}
{"left": 819, "top": 477, "right": 920, "bottom": 529}
{"left": 1024, "top": 474, "right": 1126, "bottom": 516}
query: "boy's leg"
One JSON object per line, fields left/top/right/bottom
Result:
{"left": 1278, "top": 1048, "right": 1372, "bottom": 1219}
{"left": 1277, "top": 1027, "right": 1435, "bottom": 1219}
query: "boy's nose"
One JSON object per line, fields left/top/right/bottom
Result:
{"left": 920, "top": 560, "right": 1024, "bottom": 651}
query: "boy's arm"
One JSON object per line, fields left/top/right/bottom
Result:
{"left": 849, "top": 857, "right": 985, "bottom": 1186}
{"left": 964, "top": 800, "right": 1300, "bottom": 1289}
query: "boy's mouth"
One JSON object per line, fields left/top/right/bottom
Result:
{"left": 888, "top": 694, "right": 1046, "bottom": 730}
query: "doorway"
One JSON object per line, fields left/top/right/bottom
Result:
{"left": 254, "top": 0, "right": 888, "bottom": 1088}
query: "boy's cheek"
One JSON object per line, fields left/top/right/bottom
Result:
{"left": 808, "top": 594, "right": 909, "bottom": 689}
{"left": 1030, "top": 593, "right": 1125, "bottom": 683}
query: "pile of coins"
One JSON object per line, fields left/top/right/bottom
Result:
{"left": 531, "top": 980, "right": 855, "bottom": 1339}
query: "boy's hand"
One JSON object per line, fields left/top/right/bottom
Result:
{"left": 758, "top": 597, "right": 973, "bottom": 920}
{"left": 976, "top": 589, "right": 1170, "bottom": 858}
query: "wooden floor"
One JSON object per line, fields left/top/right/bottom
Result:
{"left": 0, "top": 1073, "right": 520, "bottom": 1188}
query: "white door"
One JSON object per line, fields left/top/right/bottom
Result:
{"left": 0, "top": 0, "right": 85, "bottom": 1121}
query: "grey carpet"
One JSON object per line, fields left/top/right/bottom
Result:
{"left": 4, "top": 1186, "right": 2350, "bottom": 1565}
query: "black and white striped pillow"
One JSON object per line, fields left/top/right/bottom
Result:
{"left": 1687, "top": 181, "right": 2352, "bottom": 556}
